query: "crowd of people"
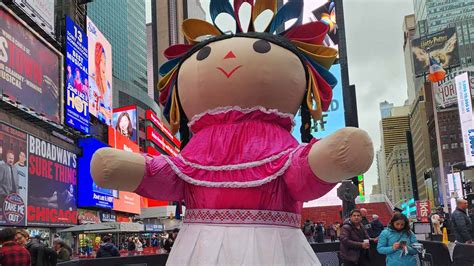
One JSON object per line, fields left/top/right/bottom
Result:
{"left": 303, "top": 208, "right": 384, "bottom": 244}
{"left": 338, "top": 209, "right": 419, "bottom": 266}
{"left": 0, "top": 228, "right": 72, "bottom": 265}
{"left": 303, "top": 200, "right": 474, "bottom": 266}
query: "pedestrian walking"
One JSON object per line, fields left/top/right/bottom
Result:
{"left": 451, "top": 198, "right": 473, "bottom": 243}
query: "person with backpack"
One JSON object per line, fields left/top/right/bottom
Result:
{"left": 302, "top": 220, "right": 314, "bottom": 243}
{"left": 27, "top": 235, "right": 58, "bottom": 266}
{"left": 96, "top": 236, "right": 120, "bottom": 258}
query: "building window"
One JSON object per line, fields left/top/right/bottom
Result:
{"left": 168, "top": 0, "right": 178, "bottom": 45}
{"left": 442, "top": 144, "right": 450, "bottom": 150}
{"left": 451, "top": 143, "right": 458, "bottom": 149}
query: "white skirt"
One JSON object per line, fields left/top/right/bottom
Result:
{"left": 166, "top": 223, "right": 321, "bottom": 266}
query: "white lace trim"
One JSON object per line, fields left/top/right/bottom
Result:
{"left": 163, "top": 145, "right": 304, "bottom": 188}
{"left": 177, "top": 147, "right": 294, "bottom": 171}
{"left": 188, "top": 106, "right": 295, "bottom": 130}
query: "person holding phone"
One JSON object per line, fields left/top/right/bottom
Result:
{"left": 377, "top": 213, "right": 418, "bottom": 266}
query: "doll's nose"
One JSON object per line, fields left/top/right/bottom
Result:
{"left": 223, "top": 51, "right": 236, "bottom": 59}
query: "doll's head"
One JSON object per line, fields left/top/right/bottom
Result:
{"left": 158, "top": 0, "right": 338, "bottom": 145}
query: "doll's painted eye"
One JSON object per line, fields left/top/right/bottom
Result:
{"left": 196, "top": 46, "right": 211, "bottom": 61}
{"left": 253, "top": 40, "right": 271, "bottom": 54}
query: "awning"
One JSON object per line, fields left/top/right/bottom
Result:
{"left": 85, "top": 222, "right": 144, "bottom": 233}
{"left": 58, "top": 223, "right": 114, "bottom": 233}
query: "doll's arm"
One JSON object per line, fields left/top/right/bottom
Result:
{"left": 308, "top": 127, "right": 373, "bottom": 183}
{"left": 91, "top": 148, "right": 184, "bottom": 201}
{"left": 284, "top": 127, "right": 373, "bottom": 202}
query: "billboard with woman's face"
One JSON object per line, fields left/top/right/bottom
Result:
{"left": 112, "top": 106, "right": 137, "bottom": 143}
{"left": 86, "top": 17, "right": 112, "bottom": 126}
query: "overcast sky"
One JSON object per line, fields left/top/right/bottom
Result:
{"left": 145, "top": 0, "right": 415, "bottom": 195}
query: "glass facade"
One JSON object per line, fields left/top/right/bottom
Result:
{"left": 88, "top": 0, "right": 158, "bottom": 111}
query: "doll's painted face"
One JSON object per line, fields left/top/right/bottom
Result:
{"left": 177, "top": 37, "right": 306, "bottom": 119}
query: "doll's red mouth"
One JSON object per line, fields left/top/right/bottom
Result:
{"left": 216, "top": 65, "right": 242, "bottom": 78}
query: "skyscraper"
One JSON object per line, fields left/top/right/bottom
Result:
{"left": 147, "top": 23, "right": 154, "bottom": 100}
{"left": 87, "top": 0, "right": 159, "bottom": 111}
{"left": 380, "top": 105, "right": 413, "bottom": 203}
{"left": 403, "top": 14, "right": 417, "bottom": 104}
{"left": 386, "top": 144, "right": 413, "bottom": 205}
{"left": 380, "top": 101, "right": 394, "bottom": 119}
{"left": 409, "top": 85, "right": 432, "bottom": 201}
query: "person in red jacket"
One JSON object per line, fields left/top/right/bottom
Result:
{"left": 339, "top": 209, "right": 371, "bottom": 266}
{"left": 0, "top": 227, "right": 31, "bottom": 266}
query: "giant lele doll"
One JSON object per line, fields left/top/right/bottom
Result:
{"left": 91, "top": 1, "right": 374, "bottom": 265}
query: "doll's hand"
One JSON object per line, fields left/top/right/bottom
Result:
{"left": 91, "top": 148, "right": 146, "bottom": 191}
{"left": 308, "top": 127, "right": 374, "bottom": 183}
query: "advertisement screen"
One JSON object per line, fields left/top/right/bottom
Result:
{"left": 415, "top": 200, "right": 431, "bottom": 223}
{"left": 112, "top": 106, "right": 138, "bottom": 143}
{"left": 434, "top": 68, "right": 474, "bottom": 110}
{"left": 77, "top": 209, "right": 100, "bottom": 224}
{"left": 27, "top": 135, "right": 77, "bottom": 226}
{"left": 108, "top": 127, "right": 141, "bottom": 214}
{"left": 358, "top": 175, "right": 365, "bottom": 202}
{"left": 87, "top": 17, "right": 112, "bottom": 125}
{"left": 146, "top": 110, "right": 181, "bottom": 148}
{"left": 146, "top": 126, "right": 178, "bottom": 156}
{"left": 293, "top": 64, "right": 345, "bottom": 141}
{"left": 283, "top": 0, "right": 338, "bottom": 53}
{"left": 447, "top": 172, "right": 463, "bottom": 212}
{"left": 0, "top": 7, "right": 61, "bottom": 123}
{"left": 0, "top": 123, "right": 27, "bottom": 226}
{"left": 12, "top": 0, "right": 55, "bottom": 36}
{"left": 77, "top": 138, "right": 114, "bottom": 209}
{"left": 65, "top": 16, "right": 90, "bottom": 134}
{"left": 412, "top": 27, "right": 460, "bottom": 76}
{"left": 455, "top": 72, "right": 474, "bottom": 167}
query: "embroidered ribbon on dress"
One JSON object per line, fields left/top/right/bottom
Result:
{"left": 184, "top": 209, "right": 301, "bottom": 228}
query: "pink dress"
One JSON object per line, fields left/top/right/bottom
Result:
{"left": 135, "top": 106, "right": 335, "bottom": 265}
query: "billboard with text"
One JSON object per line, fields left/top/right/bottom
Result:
{"left": 293, "top": 64, "right": 345, "bottom": 141}
{"left": 0, "top": 6, "right": 61, "bottom": 123}
{"left": 65, "top": 16, "right": 90, "bottom": 134}
{"left": 27, "top": 135, "right": 77, "bottom": 227}
{"left": 456, "top": 72, "right": 474, "bottom": 167}
{"left": 412, "top": 27, "right": 459, "bottom": 76}
{"left": 0, "top": 123, "right": 27, "bottom": 226}
{"left": 77, "top": 138, "right": 114, "bottom": 209}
